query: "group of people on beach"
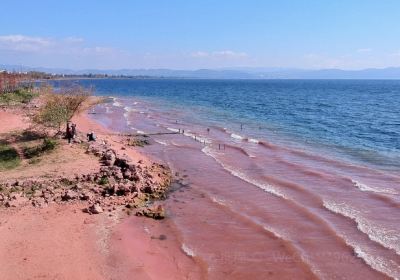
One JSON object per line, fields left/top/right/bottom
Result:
{"left": 66, "top": 121, "right": 96, "bottom": 144}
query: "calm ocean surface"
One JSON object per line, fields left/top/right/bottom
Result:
{"left": 56, "top": 79, "right": 400, "bottom": 171}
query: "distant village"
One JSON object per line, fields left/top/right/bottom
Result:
{"left": 0, "top": 69, "right": 162, "bottom": 84}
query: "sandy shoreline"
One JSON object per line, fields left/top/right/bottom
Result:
{"left": 0, "top": 101, "right": 201, "bottom": 280}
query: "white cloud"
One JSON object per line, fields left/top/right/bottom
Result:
{"left": 0, "top": 34, "right": 126, "bottom": 58}
{"left": 191, "top": 51, "right": 209, "bottom": 58}
{"left": 356, "top": 48, "right": 372, "bottom": 53}
{"left": 212, "top": 50, "right": 248, "bottom": 58}
{"left": 64, "top": 37, "right": 84, "bottom": 43}
{"left": 191, "top": 50, "right": 248, "bottom": 59}
{"left": 0, "top": 35, "right": 52, "bottom": 52}
{"left": 0, "top": 34, "right": 137, "bottom": 69}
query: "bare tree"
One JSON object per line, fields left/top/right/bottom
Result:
{"left": 33, "top": 85, "right": 92, "bottom": 133}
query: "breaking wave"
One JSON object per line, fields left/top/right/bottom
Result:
{"left": 112, "top": 99, "right": 123, "bottom": 107}
{"left": 154, "top": 139, "right": 168, "bottom": 146}
{"left": 181, "top": 243, "right": 196, "bottom": 257}
{"left": 230, "top": 133, "right": 244, "bottom": 140}
{"left": 248, "top": 138, "right": 260, "bottom": 144}
{"left": 352, "top": 180, "right": 398, "bottom": 195}
{"left": 323, "top": 200, "right": 400, "bottom": 255}
{"left": 202, "top": 146, "right": 286, "bottom": 198}
{"left": 323, "top": 200, "right": 400, "bottom": 279}
{"left": 167, "top": 127, "right": 180, "bottom": 133}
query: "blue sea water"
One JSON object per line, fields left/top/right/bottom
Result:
{"left": 54, "top": 79, "right": 400, "bottom": 170}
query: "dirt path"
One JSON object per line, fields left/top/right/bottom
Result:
{"left": 0, "top": 111, "right": 29, "bottom": 134}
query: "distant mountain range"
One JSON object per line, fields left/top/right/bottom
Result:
{"left": 2, "top": 64, "right": 400, "bottom": 79}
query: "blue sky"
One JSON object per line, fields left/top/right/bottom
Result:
{"left": 1, "top": 0, "right": 400, "bottom": 70}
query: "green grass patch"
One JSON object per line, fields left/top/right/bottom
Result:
{"left": 99, "top": 176, "right": 109, "bottom": 185}
{"left": 0, "top": 89, "right": 38, "bottom": 105}
{"left": 23, "top": 138, "right": 58, "bottom": 159}
{"left": 0, "top": 143, "right": 21, "bottom": 170}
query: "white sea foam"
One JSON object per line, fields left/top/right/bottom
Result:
{"left": 105, "top": 106, "right": 113, "bottom": 114}
{"left": 123, "top": 106, "right": 136, "bottom": 112}
{"left": 248, "top": 138, "right": 260, "bottom": 144}
{"left": 322, "top": 201, "right": 400, "bottom": 279}
{"left": 202, "top": 146, "right": 285, "bottom": 198}
{"left": 181, "top": 244, "right": 196, "bottom": 257}
{"left": 167, "top": 127, "right": 180, "bottom": 133}
{"left": 112, "top": 100, "right": 123, "bottom": 107}
{"left": 352, "top": 180, "right": 398, "bottom": 195}
{"left": 154, "top": 139, "right": 168, "bottom": 146}
{"left": 183, "top": 131, "right": 212, "bottom": 144}
{"left": 166, "top": 127, "right": 212, "bottom": 143}
{"left": 171, "top": 141, "right": 183, "bottom": 147}
{"left": 136, "top": 130, "right": 145, "bottom": 134}
{"left": 354, "top": 247, "right": 400, "bottom": 280}
{"left": 230, "top": 133, "right": 244, "bottom": 140}
{"left": 323, "top": 200, "right": 400, "bottom": 255}
{"left": 210, "top": 196, "right": 227, "bottom": 206}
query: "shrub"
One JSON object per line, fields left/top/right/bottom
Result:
{"left": 99, "top": 176, "right": 109, "bottom": 185}
{"left": 0, "top": 89, "right": 37, "bottom": 105}
{"left": 23, "top": 138, "right": 58, "bottom": 159}
{"left": 0, "top": 143, "right": 21, "bottom": 170}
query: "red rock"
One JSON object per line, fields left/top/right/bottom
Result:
{"left": 87, "top": 204, "right": 103, "bottom": 214}
{"left": 62, "top": 190, "right": 78, "bottom": 201}
{"left": 5, "top": 194, "right": 28, "bottom": 207}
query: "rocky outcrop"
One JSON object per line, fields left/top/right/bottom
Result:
{"left": 135, "top": 204, "right": 165, "bottom": 220}
{"left": 87, "top": 203, "right": 103, "bottom": 214}
{"left": 0, "top": 141, "right": 172, "bottom": 219}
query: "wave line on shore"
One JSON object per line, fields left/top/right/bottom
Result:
{"left": 323, "top": 200, "right": 400, "bottom": 255}
{"left": 352, "top": 180, "right": 398, "bottom": 195}
{"left": 181, "top": 243, "right": 196, "bottom": 257}
{"left": 202, "top": 146, "right": 286, "bottom": 199}
{"left": 322, "top": 201, "right": 400, "bottom": 279}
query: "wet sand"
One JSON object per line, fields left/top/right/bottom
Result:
{"left": 87, "top": 97, "right": 399, "bottom": 280}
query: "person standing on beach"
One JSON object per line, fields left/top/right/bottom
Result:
{"left": 87, "top": 131, "right": 96, "bottom": 142}
{"left": 66, "top": 122, "right": 73, "bottom": 144}
{"left": 71, "top": 123, "right": 77, "bottom": 139}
